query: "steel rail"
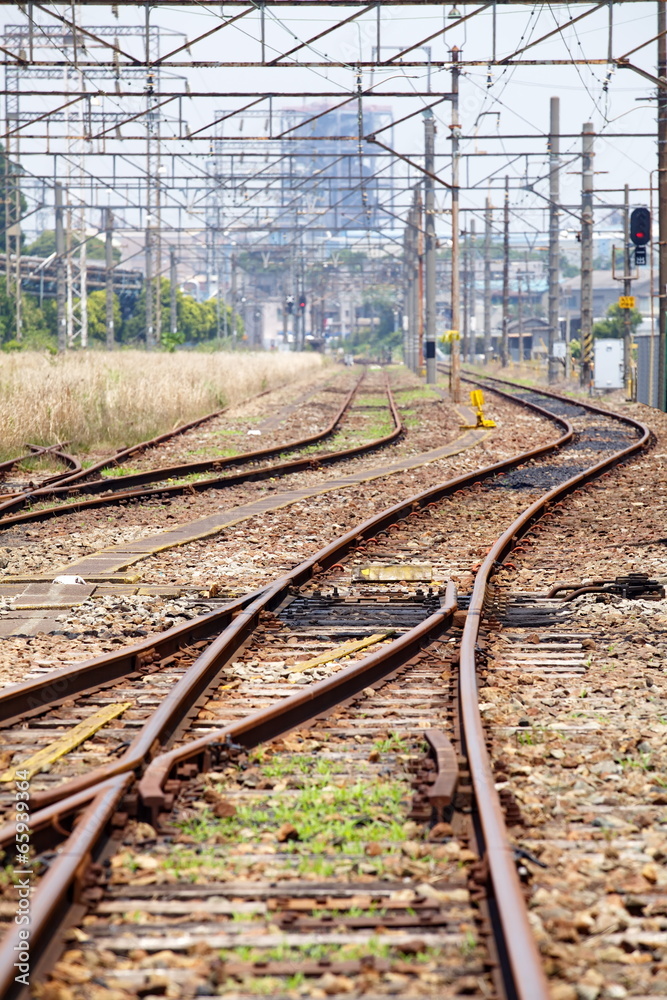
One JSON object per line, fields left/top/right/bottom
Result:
{"left": 18, "top": 390, "right": 574, "bottom": 809}
{"left": 0, "top": 443, "right": 77, "bottom": 482}
{"left": 38, "top": 377, "right": 363, "bottom": 497}
{"left": 136, "top": 384, "right": 652, "bottom": 1000}
{"left": 0, "top": 386, "right": 567, "bottom": 727}
{"left": 0, "top": 581, "right": 460, "bottom": 855}
{"left": 93, "top": 386, "right": 652, "bottom": 1000}
{"left": 0, "top": 378, "right": 361, "bottom": 520}
{"left": 0, "top": 775, "right": 132, "bottom": 1000}
{"left": 0, "top": 591, "right": 259, "bottom": 726}
{"left": 23, "top": 443, "right": 82, "bottom": 484}
{"left": 24, "top": 392, "right": 572, "bottom": 812}
{"left": 0, "top": 379, "right": 403, "bottom": 530}
{"left": 139, "top": 580, "right": 458, "bottom": 813}
{"left": 459, "top": 367, "right": 653, "bottom": 432}
{"left": 0, "top": 588, "right": 462, "bottom": 1000}
{"left": 455, "top": 389, "right": 651, "bottom": 1000}
{"left": 0, "top": 378, "right": 299, "bottom": 512}
{"left": 0, "top": 380, "right": 651, "bottom": 1000}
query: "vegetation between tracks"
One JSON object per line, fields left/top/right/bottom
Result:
{"left": 0, "top": 350, "right": 326, "bottom": 459}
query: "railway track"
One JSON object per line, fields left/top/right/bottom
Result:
{"left": 0, "top": 373, "right": 386, "bottom": 527}
{"left": 0, "top": 376, "right": 651, "bottom": 1000}
{"left": 0, "top": 444, "right": 82, "bottom": 499}
{"left": 0, "top": 375, "right": 324, "bottom": 504}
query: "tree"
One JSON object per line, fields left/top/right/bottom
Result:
{"left": 0, "top": 276, "right": 53, "bottom": 349}
{"left": 86, "top": 290, "right": 122, "bottom": 342}
{"left": 121, "top": 278, "right": 242, "bottom": 346}
{"left": 25, "top": 229, "right": 121, "bottom": 263}
{"left": 592, "top": 302, "right": 642, "bottom": 339}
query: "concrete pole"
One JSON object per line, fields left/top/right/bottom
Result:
{"left": 170, "top": 248, "right": 178, "bottom": 342}
{"left": 55, "top": 182, "right": 67, "bottom": 353}
{"left": 407, "top": 202, "right": 417, "bottom": 370}
{"left": 548, "top": 96, "right": 560, "bottom": 384}
{"left": 469, "top": 219, "right": 476, "bottom": 361}
{"left": 501, "top": 174, "right": 510, "bottom": 367}
{"left": 580, "top": 122, "right": 595, "bottom": 387}
{"left": 145, "top": 227, "right": 154, "bottom": 347}
{"left": 658, "top": 1, "right": 667, "bottom": 409}
{"left": 402, "top": 224, "right": 410, "bottom": 367}
{"left": 622, "top": 184, "right": 633, "bottom": 397}
{"left": 462, "top": 225, "right": 469, "bottom": 364}
{"left": 79, "top": 211, "right": 87, "bottom": 349}
{"left": 484, "top": 198, "right": 492, "bottom": 361}
{"left": 424, "top": 110, "right": 437, "bottom": 383}
{"left": 283, "top": 290, "right": 289, "bottom": 345}
{"left": 449, "top": 46, "right": 461, "bottom": 401}
{"left": 231, "top": 252, "right": 238, "bottom": 342}
{"left": 105, "top": 208, "right": 114, "bottom": 349}
{"left": 412, "top": 197, "right": 420, "bottom": 370}
{"left": 416, "top": 189, "right": 424, "bottom": 372}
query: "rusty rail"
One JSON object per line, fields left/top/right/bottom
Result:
{"left": 0, "top": 443, "right": 81, "bottom": 492}
{"left": 457, "top": 394, "right": 651, "bottom": 1000}
{"left": 0, "top": 378, "right": 407, "bottom": 530}
{"left": 0, "top": 376, "right": 365, "bottom": 521}
{"left": 0, "top": 389, "right": 570, "bottom": 734}
{"left": 0, "top": 775, "right": 132, "bottom": 1000}
{"left": 0, "top": 588, "right": 460, "bottom": 1000}
{"left": 139, "top": 582, "right": 458, "bottom": 818}
{"left": 0, "top": 380, "right": 651, "bottom": 1000}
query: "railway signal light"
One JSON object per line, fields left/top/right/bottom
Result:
{"left": 630, "top": 207, "right": 650, "bottom": 246}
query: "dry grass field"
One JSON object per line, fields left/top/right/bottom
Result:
{"left": 0, "top": 350, "right": 326, "bottom": 460}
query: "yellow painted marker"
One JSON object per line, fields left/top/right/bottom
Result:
{"left": 1, "top": 702, "right": 132, "bottom": 782}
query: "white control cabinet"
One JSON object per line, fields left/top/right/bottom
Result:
{"left": 594, "top": 338, "right": 624, "bottom": 390}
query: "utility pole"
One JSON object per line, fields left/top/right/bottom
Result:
{"left": 622, "top": 184, "right": 633, "bottom": 396}
{"left": 469, "top": 218, "right": 476, "bottom": 360}
{"left": 449, "top": 46, "right": 461, "bottom": 401}
{"left": 501, "top": 174, "right": 509, "bottom": 367}
{"left": 524, "top": 253, "right": 533, "bottom": 361}
{"left": 231, "top": 251, "right": 238, "bottom": 343}
{"left": 423, "top": 109, "right": 436, "bottom": 383}
{"left": 403, "top": 220, "right": 411, "bottom": 368}
{"left": 548, "top": 96, "right": 560, "bottom": 384}
{"left": 222, "top": 254, "right": 228, "bottom": 341}
{"left": 580, "top": 121, "right": 595, "bottom": 387}
{"left": 416, "top": 188, "right": 424, "bottom": 372}
{"left": 170, "top": 248, "right": 178, "bottom": 343}
{"left": 283, "top": 290, "right": 289, "bottom": 345}
{"left": 411, "top": 194, "right": 420, "bottom": 370}
{"left": 517, "top": 273, "right": 523, "bottom": 360}
{"left": 658, "top": 1, "right": 667, "bottom": 410}
{"left": 105, "top": 208, "right": 114, "bottom": 349}
{"left": 462, "top": 226, "right": 469, "bottom": 363}
{"left": 79, "top": 208, "right": 88, "bottom": 348}
{"left": 55, "top": 182, "right": 66, "bottom": 353}
{"left": 145, "top": 227, "right": 154, "bottom": 347}
{"left": 405, "top": 200, "right": 416, "bottom": 370}
{"left": 484, "top": 198, "right": 492, "bottom": 361}
{"left": 4, "top": 145, "right": 21, "bottom": 342}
